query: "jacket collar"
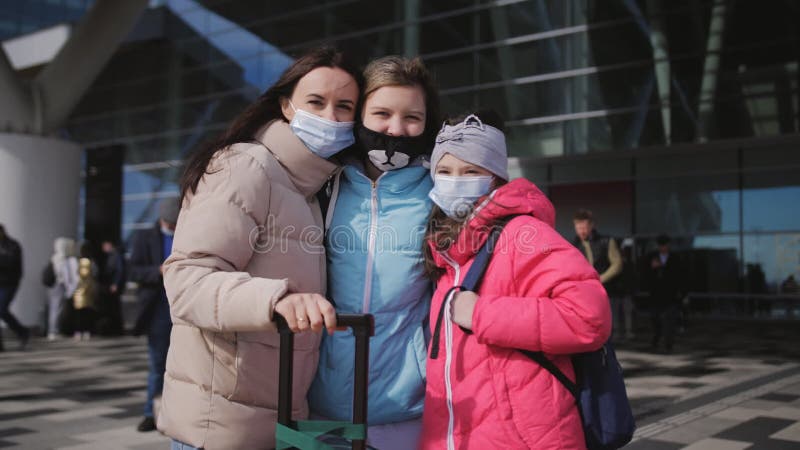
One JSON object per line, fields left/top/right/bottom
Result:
{"left": 342, "top": 158, "right": 431, "bottom": 190}
{"left": 255, "top": 120, "right": 341, "bottom": 198}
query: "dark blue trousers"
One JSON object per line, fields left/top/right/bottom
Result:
{"left": 144, "top": 298, "right": 172, "bottom": 417}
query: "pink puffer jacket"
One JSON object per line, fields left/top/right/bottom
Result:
{"left": 420, "top": 178, "right": 611, "bottom": 450}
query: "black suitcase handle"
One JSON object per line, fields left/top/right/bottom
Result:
{"left": 275, "top": 313, "right": 375, "bottom": 450}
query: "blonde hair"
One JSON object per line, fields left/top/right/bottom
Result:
{"left": 362, "top": 56, "right": 441, "bottom": 143}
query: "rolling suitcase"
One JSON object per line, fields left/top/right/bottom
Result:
{"left": 275, "top": 313, "right": 375, "bottom": 450}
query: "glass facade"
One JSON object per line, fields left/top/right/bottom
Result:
{"left": 0, "top": 0, "right": 92, "bottom": 40}
{"left": 538, "top": 141, "right": 800, "bottom": 296}
{"left": 2, "top": 0, "right": 798, "bottom": 299}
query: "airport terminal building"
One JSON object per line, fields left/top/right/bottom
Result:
{"left": 1, "top": 0, "right": 798, "bottom": 324}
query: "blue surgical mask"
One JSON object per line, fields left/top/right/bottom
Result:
{"left": 288, "top": 101, "right": 355, "bottom": 158}
{"left": 429, "top": 175, "right": 494, "bottom": 219}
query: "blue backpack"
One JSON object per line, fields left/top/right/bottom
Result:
{"left": 457, "top": 220, "right": 636, "bottom": 450}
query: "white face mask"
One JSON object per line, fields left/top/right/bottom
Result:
{"left": 288, "top": 101, "right": 354, "bottom": 158}
{"left": 429, "top": 175, "right": 494, "bottom": 219}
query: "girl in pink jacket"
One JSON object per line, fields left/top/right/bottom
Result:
{"left": 420, "top": 111, "right": 612, "bottom": 450}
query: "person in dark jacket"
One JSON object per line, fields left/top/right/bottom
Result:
{"left": 96, "top": 240, "right": 125, "bottom": 336}
{"left": 644, "top": 234, "right": 686, "bottom": 353}
{"left": 128, "top": 200, "right": 178, "bottom": 432}
{"left": 0, "top": 224, "right": 30, "bottom": 351}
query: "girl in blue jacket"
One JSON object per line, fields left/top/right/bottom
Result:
{"left": 309, "top": 55, "right": 440, "bottom": 450}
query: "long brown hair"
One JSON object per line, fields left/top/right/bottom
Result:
{"left": 422, "top": 109, "right": 508, "bottom": 281}
{"left": 179, "top": 46, "right": 363, "bottom": 202}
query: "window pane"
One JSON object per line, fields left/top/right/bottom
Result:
{"left": 635, "top": 234, "right": 740, "bottom": 294}
{"left": 550, "top": 181, "right": 633, "bottom": 239}
{"left": 636, "top": 175, "right": 740, "bottom": 234}
{"left": 123, "top": 167, "right": 181, "bottom": 196}
{"left": 688, "top": 235, "right": 741, "bottom": 293}
{"left": 744, "top": 233, "right": 800, "bottom": 293}
{"left": 743, "top": 170, "right": 800, "bottom": 232}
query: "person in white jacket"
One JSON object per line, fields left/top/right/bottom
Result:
{"left": 47, "top": 237, "right": 79, "bottom": 340}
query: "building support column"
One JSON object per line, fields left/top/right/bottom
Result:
{"left": 0, "top": 134, "right": 82, "bottom": 327}
{"left": 645, "top": 0, "right": 672, "bottom": 144}
{"left": 697, "top": 1, "right": 728, "bottom": 142}
{"left": 0, "top": 0, "right": 149, "bottom": 328}
{"left": 403, "top": 0, "right": 420, "bottom": 57}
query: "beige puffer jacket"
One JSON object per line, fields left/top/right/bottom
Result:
{"left": 159, "top": 120, "right": 339, "bottom": 449}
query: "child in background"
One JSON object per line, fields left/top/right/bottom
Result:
{"left": 72, "top": 257, "right": 97, "bottom": 340}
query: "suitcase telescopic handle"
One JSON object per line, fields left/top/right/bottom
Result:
{"left": 275, "top": 313, "right": 375, "bottom": 450}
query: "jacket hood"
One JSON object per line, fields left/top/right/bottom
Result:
{"left": 53, "top": 237, "right": 76, "bottom": 258}
{"left": 255, "top": 120, "right": 340, "bottom": 198}
{"left": 430, "top": 178, "right": 555, "bottom": 267}
{"left": 51, "top": 237, "right": 77, "bottom": 274}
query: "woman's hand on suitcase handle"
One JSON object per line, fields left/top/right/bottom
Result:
{"left": 275, "top": 293, "right": 338, "bottom": 334}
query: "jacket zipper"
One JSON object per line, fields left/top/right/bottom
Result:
{"left": 360, "top": 175, "right": 383, "bottom": 313}
{"left": 440, "top": 251, "right": 461, "bottom": 450}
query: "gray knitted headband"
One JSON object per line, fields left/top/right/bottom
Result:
{"left": 429, "top": 114, "right": 509, "bottom": 181}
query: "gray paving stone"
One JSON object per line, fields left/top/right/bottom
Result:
{"left": 0, "top": 321, "right": 799, "bottom": 449}
{"left": 624, "top": 438, "right": 685, "bottom": 450}
{"left": 759, "top": 392, "right": 800, "bottom": 403}
{"left": 771, "top": 421, "right": 800, "bottom": 443}
{"left": 654, "top": 416, "right": 740, "bottom": 444}
{"left": 714, "top": 416, "right": 795, "bottom": 443}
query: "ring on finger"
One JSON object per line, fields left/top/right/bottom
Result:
{"left": 296, "top": 317, "right": 306, "bottom": 322}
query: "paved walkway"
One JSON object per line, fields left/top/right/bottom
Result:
{"left": 0, "top": 320, "right": 798, "bottom": 449}
{"left": 0, "top": 336, "right": 167, "bottom": 449}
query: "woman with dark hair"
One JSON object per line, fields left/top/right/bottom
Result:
{"left": 308, "top": 55, "right": 440, "bottom": 450}
{"left": 159, "top": 46, "right": 362, "bottom": 450}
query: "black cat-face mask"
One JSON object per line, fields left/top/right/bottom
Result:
{"left": 356, "top": 125, "right": 431, "bottom": 171}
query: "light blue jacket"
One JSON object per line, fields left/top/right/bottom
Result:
{"left": 308, "top": 161, "right": 433, "bottom": 425}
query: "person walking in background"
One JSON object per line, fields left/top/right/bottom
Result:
{"left": 72, "top": 256, "right": 98, "bottom": 341}
{"left": 645, "top": 234, "right": 685, "bottom": 353}
{"left": 46, "top": 237, "right": 79, "bottom": 340}
{"left": 572, "top": 209, "right": 626, "bottom": 340}
{"left": 160, "top": 46, "right": 359, "bottom": 449}
{"left": 309, "top": 55, "right": 440, "bottom": 450}
{"left": 420, "top": 111, "right": 610, "bottom": 449}
{"left": 0, "top": 224, "right": 30, "bottom": 352}
{"left": 97, "top": 239, "right": 125, "bottom": 336}
{"left": 129, "top": 199, "right": 178, "bottom": 432}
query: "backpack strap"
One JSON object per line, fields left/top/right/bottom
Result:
{"left": 519, "top": 350, "right": 580, "bottom": 401}
{"left": 460, "top": 225, "right": 503, "bottom": 292}
{"left": 430, "top": 224, "right": 504, "bottom": 359}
